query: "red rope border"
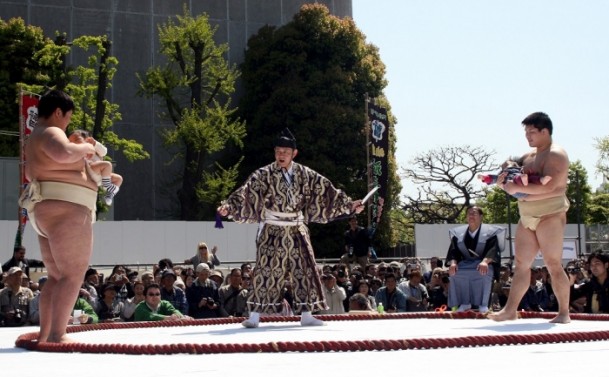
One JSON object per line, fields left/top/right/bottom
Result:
{"left": 15, "top": 311, "right": 609, "bottom": 354}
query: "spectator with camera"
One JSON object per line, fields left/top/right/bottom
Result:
{"left": 97, "top": 283, "right": 127, "bottom": 322}
{"left": 105, "top": 264, "right": 134, "bottom": 303}
{"left": 518, "top": 267, "right": 550, "bottom": 311}
{"left": 566, "top": 260, "right": 588, "bottom": 313}
{"left": 218, "top": 268, "right": 249, "bottom": 317}
{"left": 398, "top": 270, "right": 429, "bottom": 312}
{"left": 0, "top": 267, "right": 34, "bottom": 327}
{"left": 573, "top": 251, "right": 609, "bottom": 314}
{"left": 159, "top": 269, "right": 188, "bottom": 315}
{"left": 186, "top": 263, "right": 221, "bottom": 318}
{"left": 135, "top": 283, "right": 192, "bottom": 322}
{"left": 79, "top": 268, "right": 101, "bottom": 311}
{"left": 427, "top": 269, "right": 450, "bottom": 310}
{"left": 0, "top": 267, "right": 34, "bottom": 326}
{"left": 320, "top": 273, "right": 347, "bottom": 314}
{"left": 374, "top": 273, "right": 407, "bottom": 313}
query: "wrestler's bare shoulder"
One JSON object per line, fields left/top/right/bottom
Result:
{"left": 549, "top": 143, "right": 568, "bottom": 158}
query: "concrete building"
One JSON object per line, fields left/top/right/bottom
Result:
{"left": 0, "top": 0, "right": 352, "bottom": 220}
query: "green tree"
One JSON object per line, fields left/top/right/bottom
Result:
{"left": 477, "top": 186, "right": 519, "bottom": 224}
{"left": 566, "top": 160, "right": 592, "bottom": 224}
{"left": 595, "top": 135, "right": 609, "bottom": 180}
{"left": 138, "top": 8, "right": 246, "bottom": 220}
{"left": 56, "top": 35, "right": 148, "bottom": 162}
{"left": 1, "top": 18, "right": 148, "bottom": 163}
{"left": 0, "top": 18, "right": 48, "bottom": 156}
{"left": 588, "top": 193, "right": 609, "bottom": 224}
{"left": 238, "top": 4, "right": 396, "bottom": 256}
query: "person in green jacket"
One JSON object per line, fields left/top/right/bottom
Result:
{"left": 71, "top": 297, "right": 99, "bottom": 324}
{"left": 134, "top": 283, "right": 193, "bottom": 322}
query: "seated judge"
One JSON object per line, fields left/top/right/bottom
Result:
{"left": 446, "top": 205, "right": 504, "bottom": 314}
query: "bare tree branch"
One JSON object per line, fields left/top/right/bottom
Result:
{"left": 402, "top": 145, "right": 497, "bottom": 223}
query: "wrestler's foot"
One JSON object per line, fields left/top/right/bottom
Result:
{"left": 487, "top": 309, "right": 518, "bottom": 322}
{"left": 242, "top": 312, "right": 260, "bottom": 328}
{"left": 540, "top": 176, "right": 553, "bottom": 185}
{"left": 478, "top": 306, "right": 489, "bottom": 314}
{"left": 46, "top": 334, "right": 77, "bottom": 344}
{"left": 300, "top": 311, "right": 324, "bottom": 326}
{"left": 549, "top": 313, "right": 571, "bottom": 324}
{"left": 456, "top": 304, "right": 471, "bottom": 312}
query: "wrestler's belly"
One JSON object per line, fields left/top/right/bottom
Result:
{"left": 32, "top": 170, "right": 98, "bottom": 191}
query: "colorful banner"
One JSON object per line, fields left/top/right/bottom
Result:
{"left": 16, "top": 91, "right": 40, "bottom": 247}
{"left": 367, "top": 102, "right": 389, "bottom": 231}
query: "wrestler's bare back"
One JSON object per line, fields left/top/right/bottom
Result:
{"left": 25, "top": 125, "right": 97, "bottom": 191}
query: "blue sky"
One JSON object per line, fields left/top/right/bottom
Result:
{"left": 352, "top": 1, "right": 609, "bottom": 197}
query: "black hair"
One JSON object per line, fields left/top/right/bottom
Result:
{"left": 144, "top": 283, "right": 161, "bottom": 296}
{"left": 588, "top": 250, "right": 608, "bottom": 265}
{"left": 522, "top": 112, "right": 553, "bottom": 135}
{"left": 158, "top": 258, "right": 174, "bottom": 270}
{"left": 466, "top": 205, "right": 484, "bottom": 217}
{"left": 37, "top": 89, "right": 75, "bottom": 118}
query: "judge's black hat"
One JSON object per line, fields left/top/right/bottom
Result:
{"left": 274, "top": 128, "right": 297, "bottom": 149}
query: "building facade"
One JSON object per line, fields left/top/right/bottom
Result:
{"left": 0, "top": 0, "right": 352, "bottom": 220}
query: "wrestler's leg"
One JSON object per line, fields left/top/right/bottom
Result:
{"left": 34, "top": 200, "right": 93, "bottom": 342}
{"left": 36, "top": 235, "right": 57, "bottom": 343}
{"left": 488, "top": 222, "right": 538, "bottom": 321}
{"left": 536, "top": 212, "right": 570, "bottom": 323}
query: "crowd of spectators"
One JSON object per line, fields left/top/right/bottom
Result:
{"left": 1, "top": 243, "right": 609, "bottom": 327}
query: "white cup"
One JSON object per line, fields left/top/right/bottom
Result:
{"left": 73, "top": 310, "right": 83, "bottom": 325}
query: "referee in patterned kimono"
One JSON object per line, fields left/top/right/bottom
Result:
{"left": 446, "top": 205, "right": 505, "bottom": 314}
{"left": 217, "top": 128, "right": 364, "bottom": 328}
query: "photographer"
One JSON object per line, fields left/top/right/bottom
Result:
{"left": 566, "top": 260, "right": 589, "bottom": 313}
{"left": 573, "top": 251, "right": 609, "bottom": 314}
{"left": 398, "top": 270, "right": 429, "bottom": 312}
{"left": 0, "top": 267, "right": 34, "bottom": 326}
{"left": 319, "top": 273, "right": 346, "bottom": 314}
{"left": 186, "top": 263, "right": 221, "bottom": 318}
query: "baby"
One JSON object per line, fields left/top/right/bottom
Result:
{"left": 478, "top": 158, "right": 551, "bottom": 198}
{"left": 68, "top": 130, "right": 123, "bottom": 205}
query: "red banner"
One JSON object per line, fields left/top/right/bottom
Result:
{"left": 20, "top": 92, "right": 39, "bottom": 184}
{"left": 16, "top": 91, "right": 40, "bottom": 247}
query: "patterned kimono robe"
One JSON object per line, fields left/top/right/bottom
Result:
{"left": 223, "top": 161, "right": 354, "bottom": 314}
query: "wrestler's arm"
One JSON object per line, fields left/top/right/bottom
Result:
{"left": 502, "top": 150, "right": 568, "bottom": 198}
{"left": 44, "top": 128, "right": 95, "bottom": 163}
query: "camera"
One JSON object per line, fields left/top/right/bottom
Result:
{"left": 206, "top": 297, "right": 215, "bottom": 306}
{"left": 566, "top": 267, "right": 581, "bottom": 274}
